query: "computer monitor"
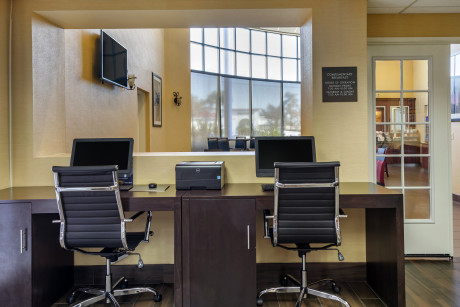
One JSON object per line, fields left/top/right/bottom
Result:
{"left": 70, "top": 138, "right": 134, "bottom": 179}
{"left": 255, "top": 136, "right": 316, "bottom": 177}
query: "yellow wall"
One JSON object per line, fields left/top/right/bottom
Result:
{"left": 0, "top": 0, "right": 10, "bottom": 189}
{"left": 158, "top": 29, "right": 191, "bottom": 152}
{"left": 11, "top": 0, "right": 368, "bottom": 264}
{"left": 368, "top": 13, "right": 460, "bottom": 37}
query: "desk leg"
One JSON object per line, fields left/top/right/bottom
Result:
{"left": 174, "top": 199, "right": 183, "bottom": 307}
{"left": 366, "top": 207, "right": 405, "bottom": 307}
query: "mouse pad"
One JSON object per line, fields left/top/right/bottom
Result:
{"left": 130, "top": 184, "right": 170, "bottom": 192}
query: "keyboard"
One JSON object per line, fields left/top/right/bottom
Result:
{"left": 119, "top": 185, "right": 133, "bottom": 191}
{"left": 261, "top": 184, "right": 274, "bottom": 191}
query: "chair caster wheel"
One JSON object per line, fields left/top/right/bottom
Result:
{"left": 153, "top": 294, "right": 162, "bottom": 302}
{"left": 332, "top": 283, "right": 341, "bottom": 293}
{"left": 120, "top": 278, "right": 129, "bottom": 289}
{"left": 280, "top": 274, "right": 289, "bottom": 286}
{"left": 295, "top": 302, "right": 302, "bottom": 307}
{"left": 256, "top": 298, "right": 263, "bottom": 306}
{"left": 66, "top": 293, "right": 77, "bottom": 304}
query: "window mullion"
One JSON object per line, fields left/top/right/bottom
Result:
{"left": 281, "top": 83, "right": 284, "bottom": 136}
{"left": 249, "top": 79, "right": 253, "bottom": 137}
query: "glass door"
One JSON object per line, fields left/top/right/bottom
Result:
{"left": 369, "top": 43, "right": 452, "bottom": 256}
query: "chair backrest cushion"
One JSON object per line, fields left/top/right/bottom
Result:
{"left": 218, "top": 138, "right": 230, "bottom": 151}
{"left": 208, "top": 138, "right": 219, "bottom": 150}
{"left": 275, "top": 162, "right": 339, "bottom": 245}
{"left": 53, "top": 166, "right": 125, "bottom": 249}
{"left": 235, "top": 138, "right": 247, "bottom": 150}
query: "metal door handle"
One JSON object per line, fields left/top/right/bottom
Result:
{"left": 20, "top": 228, "right": 27, "bottom": 254}
{"left": 247, "top": 225, "right": 250, "bottom": 250}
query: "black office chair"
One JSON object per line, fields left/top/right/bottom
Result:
{"left": 257, "top": 162, "right": 350, "bottom": 307}
{"left": 234, "top": 136, "right": 248, "bottom": 150}
{"left": 52, "top": 165, "right": 162, "bottom": 307}
{"left": 217, "top": 137, "right": 230, "bottom": 151}
{"left": 249, "top": 138, "right": 255, "bottom": 149}
{"left": 207, "top": 137, "right": 219, "bottom": 150}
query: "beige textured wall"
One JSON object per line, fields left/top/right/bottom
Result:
{"left": 32, "top": 15, "right": 66, "bottom": 156}
{"left": 0, "top": 0, "right": 10, "bottom": 189}
{"left": 32, "top": 21, "right": 166, "bottom": 154}
{"left": 310, "top": 2, "right": 368, "bottom": 181}
{"left": 12, "top": 0, "right": 368, "bottom": 264}
{"left": 368, "top": 13, "right": 460, "bottom": 37}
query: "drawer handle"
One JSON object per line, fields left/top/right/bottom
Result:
{"left": 247, "top": 225, "right": 250, "bottom": 250}
{"left": 20, "top": 228, "right": 27, "bottom": 254}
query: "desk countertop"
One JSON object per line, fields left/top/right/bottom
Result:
{"left": 0, "top": 182, "right": 402, "bottom": 211}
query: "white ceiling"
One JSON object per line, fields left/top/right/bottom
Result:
{"left": 368, "top": 0, "right": 460, "bottom": 14}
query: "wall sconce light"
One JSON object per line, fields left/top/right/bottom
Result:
{"left": 127, "top": 74, "right": 137, "bottom": 90}
{"left": 173, "top": 92, "right": 182, "bottom": 106}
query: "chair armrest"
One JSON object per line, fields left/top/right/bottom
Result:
{"left": 263, "top": 210, "right": 274, "bottom": 239}
{"left": 143, "top": 211, "right": 152, "bottom": 242}
{"left": 129, "top": 211, "right": 145, "bottom": 220}
{"left": 338, "top": 208, "right": 348, "bottom": 218}
{"left": 124, "top": 211, "right": 152, "bottom": 241}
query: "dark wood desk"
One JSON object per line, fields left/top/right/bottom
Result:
{"left": 0, "top": 183, "right": 404, "bottom": 307}
{"left": 0, "top": 186, "right": 184, "bottom": 307}
{"left": 182, "top": 183, "right": 404, "bottom": 307}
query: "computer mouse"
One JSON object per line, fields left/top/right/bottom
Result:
{"left": 148, "top": 183, "right": 157, "bottom": 189}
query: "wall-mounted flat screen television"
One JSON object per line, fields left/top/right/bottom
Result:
{"left": 100, "top": 30, "right": 128, "bottom": 88}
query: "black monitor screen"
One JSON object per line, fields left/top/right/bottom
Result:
{"left": 70, "top": 138, "right": 133, "bottom": 176}
{"left": 101, "top": 31, "right": 128, "bottom": 88}
{"left": 255, "top": 136, "right": 316, "bottom": 177}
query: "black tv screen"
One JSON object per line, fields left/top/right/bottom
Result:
{"left": 255, "top": 136, "right": 316, "bottom": 177}
{"left": 101, "top": 30, "right": 128, "bottom": 88}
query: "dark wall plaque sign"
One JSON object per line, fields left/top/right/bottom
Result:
{"left": 322, "top": 67, "right": 357, "bottom": 102}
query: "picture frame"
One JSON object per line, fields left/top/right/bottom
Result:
{"left": 152, "top": 73, "right": 162, "bottom": 127}
{"left": 375, "top": 106, "right": 385, "bottom": 123}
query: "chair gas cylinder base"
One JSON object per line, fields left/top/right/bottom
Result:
{"left": 67, "top": 257, "right": 162, "bottom": 307}
{"left": 257, "top": 162, "right": 350, "bottom": 307}
{"left": 256, "top": 247, "right": 349, "bottom": 307}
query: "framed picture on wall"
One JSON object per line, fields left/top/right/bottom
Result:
{"left": 376, "top": 106, "right": 385, "bottom": 123}
{"left": 152, "top": 73, "right": 162, "bottom": 127}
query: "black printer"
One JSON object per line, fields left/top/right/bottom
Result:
{"left": 175, "top": 161, "right": 225, "bottom": 190}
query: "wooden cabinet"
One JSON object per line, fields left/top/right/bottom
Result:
{"left": 182, "top": 198, "right": 256, "bottom": 307}
{"left": 0, "top": 203, "right": 73, "bottom": 307}
{"left": 0, "top": 203, "right": 32, "bottom": 306}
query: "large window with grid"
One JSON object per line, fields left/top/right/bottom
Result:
{"left": 190, "top": 28, "right": 301, "bottom": 151}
